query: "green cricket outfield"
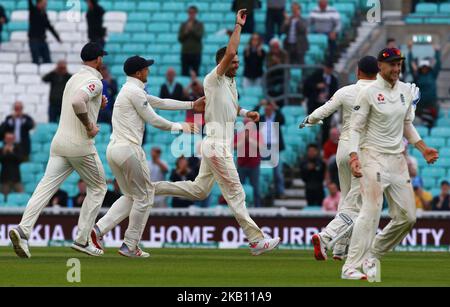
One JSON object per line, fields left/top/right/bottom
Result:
{"left": 0, "top": 247, "right": 449, "bottom": 287}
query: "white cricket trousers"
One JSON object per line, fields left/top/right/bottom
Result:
{"left": 320, "top": 139, "right": 362, "bottom": 252}
{"left": 154, "top": 137, "right": 265, "bottom": 243}
{"left": 19, "top": 153, "right": 107, "bottom": 245}
{"left": 96, "top": 142, "right": 155, "bottom": 249}
{"left": 343, "top": 149, "right": 416, "bottom": 271}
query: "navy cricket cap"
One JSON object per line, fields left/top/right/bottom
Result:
{"left": 377, "top": 48, "right": 405, "bottom": 62}
{"left": 123, "top": 55, "right": 155, "bottom": 76}
{"left": 80, "top": 42, "right": 108, "bottom": 62}
{"left": 358, "top": 56, "right": 379, "bottom": 75}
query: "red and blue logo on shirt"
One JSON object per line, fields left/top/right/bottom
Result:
{"left": 377, "top": 93, "right": 386, "bottom": 104}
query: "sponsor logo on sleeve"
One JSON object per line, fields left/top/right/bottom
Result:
{"left": 88, "top": 83, "right": 96, "bottom": 93}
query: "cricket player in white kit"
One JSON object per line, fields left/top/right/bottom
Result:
{"left": 300, "top": 56, "right": 379, "bottom": 261}
{"left": 9, "top": 42, "right": 110, "bottom": 257}
{"left": 341, "top": 48, "right": 439, "bottom": 281}
{"left": 153, "top": 9, "right": 281, "bottom": 255}
{"left": 90, "top": 56, "right": 203, "bottom": 257}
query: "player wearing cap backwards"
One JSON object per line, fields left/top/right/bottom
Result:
{"left": 90, "top": 56, "right": 204, "bottom": 257}
{"left": 341, "top": 48, "right": 439, "bottom": 281}
{"left": 300, "top": 56, "right": 380, "bottom": 261}
{"left": 10, "top": 42, "right": 110, "bottom": 257}
{"left": 152, "top": 9, "right": 281, "bottom": 256}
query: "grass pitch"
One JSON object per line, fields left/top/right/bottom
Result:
{"left": 0, "top": 247, "right": 449, "bottom": 287}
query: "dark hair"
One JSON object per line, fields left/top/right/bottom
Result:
{"left": 215, "top": 47, "right": 237, "bottom": 65}
{"left": 386, "top": 38, "right": 396, "bottom": 45}
{"left": 188, "top": 5, "right": 198, "bottom": 12}
{"left": 176, "top": 155, "right": 186, "bottom": 168}
{"left": 307, "top": 143, "right": 319, "bottom": 150}
{"left": 441, "top": 180, "right": 449, "bottom": 187}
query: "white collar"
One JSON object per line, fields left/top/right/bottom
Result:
{"left": 126, "top": 76, "right": 146, "bottom": 89}
{"left": 376, "top": 73, "right": 398, "bottom": 90}
{"left": 356, "top": 79, "right": 375, "bottom": 85}
{"left": 81, "top": 65, "right": 103, "bottom": 80}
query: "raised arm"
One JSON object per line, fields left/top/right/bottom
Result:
{"left": 217, "top": 9, "right": 247, "bottom": 76}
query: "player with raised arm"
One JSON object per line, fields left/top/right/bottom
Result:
{"left": 152, "top": 9, "right": 281, "bottom": 256}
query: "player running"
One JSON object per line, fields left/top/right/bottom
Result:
{"left": 90, "top": 55, "right": 204, "bottom": 257}
{"left": 9, "top": 42, "right": 109, "bottom": 257}
{"left": 341, "top": 48, "right": 439, "bottom": 281}
{"left": 151, "top": 9, "right": 281, "bottom": 256}
{"left": 300, "top": 56, "right": 379, "bottom": 261}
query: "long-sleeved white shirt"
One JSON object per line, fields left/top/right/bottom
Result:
{"left": 308, "top": 79, "right": 374, "bottom": 141}
{"left": 51, "top": 65, "right": 103, "bottom": 157}
{"left": 349, "top": 74, "right": 421, "bottom": 155}
{"left": 110, "top": 77, "right": 192, "bottom": 146}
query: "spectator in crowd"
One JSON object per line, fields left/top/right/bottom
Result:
{"left": 169, "top": 156, "right": 196, "bottom": 208}
{"left": 303, "top": 60, "right": 338, "bottom": 142}
{"left": 42, "top": 60, "right": 72, "bottom": 123}
{"left": 232, "top": 0, "right": 261, "bottom": 34}
{"left": 0, "top": 4, "right": 8, "bottom": 47}
{"left": 160, "top": 67, "right": 184, "bottom": 101}
{"left": 178, "top": 6, "right": 204, "bottom": 76}
{"left": 0, "top": 101, "right": 35, "bottom": 159}
{"left": 309, "top": 0, "right": 341, "bottom": 62}
{"left": 97, "top": 65, "right": 118, "bottom": 124}
{"left": 265, "top": 0, "right": 286, "bottom": 43}
{"left": 266, "top": 38, "right": 289, "bottom": 98}
{"left": 148, "top": 147, "right": 169, "bottom": 208}
{"left": 72, "top": 179, "right": 87, "bottom": 208}
{"left": 413, "top": 179, "right": 432, "bottom": 211}
{"left": 243, "top": 33, "right": 266, "bottom": 88}
{"left": 235, "top": 118, "right": 264, "bottom": 207}
{"left": 432, "top": 180, "right": 450, "bottom": 211}
{"left": 408, "top": 41, "right": 441, "bottom": 128}
{"left": 28, "top": 0, "right": 62, "bottom": 64}
{"left": 184, "top": 74, "right": 206, "bottom": 128}
{"left": 326, "top": 155, "right": 339, "bottom": 189}
{"left": 102, "top": 179, "right": 121, "bottom": 207}
{"left": 86, "top": 0, "right": 106, "bottom": 48}
{"left": 282, "top": 2, "right": 309, "bottom": 64}
{"left": 257, "top": 99, "right": 286, "bottom": 198}
{"left": 0, "top": 132, "right": 25, "bottom": 196}
{"left": 322, "top": 182, "right": 340, "bottom": 212}
{"left": 323, "top": 127, "right": 339, "bottom": 162}
{"left": 300, "top": 144, "right": 326, "bottom": 206}
{"left": 48, "top": 189, "right": 68, "bottom": 207}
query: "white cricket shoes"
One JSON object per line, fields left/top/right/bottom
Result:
{"left": 249, "top": 237, "right": 281, "bottom": 256}
{"left": 118, "top": 243, "right": 150, "bottom": 258}
{"left": 341, "top": 268, "right": 367, "bottom": 280}
{"left": 71, "top": 241, "right": 104, "bottom": 256}
{"left": 9, "top": 228, "right": 31, "bottom": 258}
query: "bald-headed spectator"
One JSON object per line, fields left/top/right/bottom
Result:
{"left": 28, "top": 0, "right": 61, "bottom": 64}
{"left": 0, "top": 102, "right": 35, "bottom": 159}
{"left": 42, "top": 60, "right": 72, "bottom": 122}
{"left": 178, "top": 5, "right": 204, "bottom": 76}
{"left": 0, "top": 132, "right": 25, "bottom": 196}
{"left": 323, "top": 127, "right": 339, "bottom": 162}
{"left": 159, "top": 68, "right": 184, "bottom": 101}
